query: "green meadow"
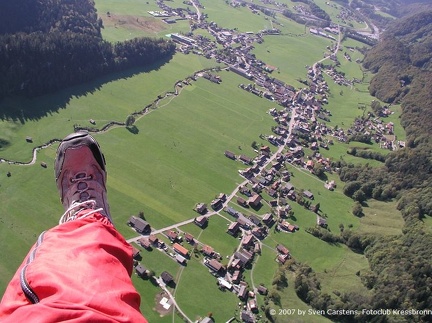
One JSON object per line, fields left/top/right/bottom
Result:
{"left": 0, "top": 0, "right": 407, "bottom": 322}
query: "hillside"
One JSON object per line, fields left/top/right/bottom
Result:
{"left": 0, "top": 0, "right": 175, "bottom": 101}
{"left": 0, "top": 0, "right": 431, "bottom": 322}
{"left": 326, "top": 9, "right": 432, "bottom": 320}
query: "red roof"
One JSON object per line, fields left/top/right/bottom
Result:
{"left": 173, "top": 243, "right": 189, "bottom": 257}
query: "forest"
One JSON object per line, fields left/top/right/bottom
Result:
{"left": 284, "top": 10, "right": 432, "bottom": 323}
{"left": 0, "top": 0, "right": 176, "bottom": 99}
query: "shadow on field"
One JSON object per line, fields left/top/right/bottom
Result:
{"left": 0, "top": 57, "right": 173, "bottom": 123}
{"left": 127, "top": 125, "right": 139, "bottom": 134}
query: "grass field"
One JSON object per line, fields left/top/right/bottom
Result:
{"left": 252, "top": 34, "right": 330, "bottom": 87}
{"left": 358, "top": 199, "right": 404, "bottom": 236}
{"left": 0, "top": 0, "right": 407, "bottom": 321}
{"left": 94, "top": 0, "right": 191, "bottom": 41}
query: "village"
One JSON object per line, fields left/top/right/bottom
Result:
{"left": 125, "top": 1, "right": 396, "bottom": 322}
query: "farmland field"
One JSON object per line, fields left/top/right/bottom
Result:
{"left": 0, "top": 0, "right": 406, "bottom": 322}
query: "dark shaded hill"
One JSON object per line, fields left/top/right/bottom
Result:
{"left": 0, "top": 0, "right": 102, "bottom": 36}
{"left": 0, "top": 0, "right": 176, "bottom": 105}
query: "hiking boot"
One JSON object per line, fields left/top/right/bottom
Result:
{"left": 55, "top": 131, "right": 112, "bottom": 224}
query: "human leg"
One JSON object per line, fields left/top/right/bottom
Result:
{"left": 0, "top": 132, "right": 147, "bottom": 322}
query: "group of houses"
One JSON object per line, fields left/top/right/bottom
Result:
{"left": 128, "top": 2, "right": 396, "bottom": 321}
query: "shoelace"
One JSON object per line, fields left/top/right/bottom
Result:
{"left": 71, "top": 172, "right": 92, "bottom": 201}
{"left": 59, "top": 200, "right": 103, "bottom": 224}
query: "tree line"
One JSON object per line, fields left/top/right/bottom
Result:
{"left": 0, "top": 0, "right": 176, "bottom": 99}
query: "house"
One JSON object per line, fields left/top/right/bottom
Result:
{"left": 225, "top": 206, "right": 238, "bottom": 217}
{"left": 176, "top": 254, "right": 187, "bottom": 265}
{"left": 128, "top": 216, "right": 151, "bottom": 234}
{"left": 278, "top": 208, "right": 287, "bottom": 218}
{"left": 262, "top": 213, "right": 274, "bottom": 225}
{"left": 202, "top": 245, "right": 214, "bottom": 257}
{"left": 249, "top": 215, "right": 261, "bottom": 226}
{"left": 132, "top": 247, "right": 141, "bottom": 260}
{"left": 280, "top": 221, "right": 296, "bottom": 232}
{"left": 184, "top": 232, "right": 195, "bottom": 244}
{"left": 217, "top": 193, "right": 227, "bottom": 201}
{"left": 225, "top": 150, "right": 236, "bottom": 160}
{"left": 277, "top": 254, "right": 290, "bottom": 264}
{"left": 234, "top": 249, "right": 254, "bottom": 266}
{"left": 242, "top": 234, "right": 254, "bottom": 247}
{"left": 248, "top": 194, "right": 262, "bottom": 207}
{"left": 195, "top": 203, "right": 207, "bottom": 214}
{"left": 173, "top": 243, "right": 189, "bottom": 258}
{"left": 227, "top": 222, "right": 241, "bottom": 236}
{"left": 138, "top": 237, "right": 151, "bottom": 249}
{"left": 239, "top": 155, "right": 253, "bottom": 165}
{"left": 238, "top": 284, "right": 248, "bottom": 300}
{"left": 239, "top": 186, "right": 252, "bottom": 196}
{"left": 230, "top": 258, "right": 242, "bottom": 270}
{"left": 325, "top": 180, "right": 336, "bottom": 190}
{"left": 217, "top": 277, "right": 233, "bottom": 290}
{"left": 282, "top": 182, "right": 294, "bottom": 194}
{"left": 276, "top": 244, "right": 290, "bottom": 255}
{"left": 232, "top": 270, "right": 241, "bottom": 283}
{"left": 241, "top": 311, "right": 255, "bottom": 323}
{"left": 303, "top": 190, "right": 314, "bottom": 199}
{"left": 148, "top": 234, "right": 159, "bottom": 246}
{"left": 317, "top": 215, "right": 327, "bottom": 228}
{"left": 251, "top": 227, "right": 265, "bottom": 239}
{"left": 248, "top": 298, "right": 258, "bottom": 312}
{"left": 267, "top": 188, "right": 277, "bottom": 198}
{"left": 211, "top": 198, "right": 223, "bottom": 210}
{"left": 260, "top": 145, "right": 271, "bottom": 153}
{"left": 206, "top": 259, "right": 225, "bottom": 274}
{"left": 252, "top": 183, "right": 262, "bottom": 193}
{"left": 237, "top": 197, "right": 248, "bottom": 207}
{"left": 237, "top": 216, "right": 251, "bottom": 229}
{"left": 161, "top": 271, "right": 174, "bottom": 285}
{"left": 165, "top": 230, "right": 179, "bottom": 242}
{"left": 257, "top": 285, "right": 268, "bottom": 295}
{"left": 135, "top": 264, "right": 147, "bottom": 278}
{"left": 194, "top": 215, "right": 208, "bottom": 228}
{"left": 199, "top": 317, "right": 214, "bottom": 323}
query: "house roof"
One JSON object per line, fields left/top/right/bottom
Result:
{"left": 138, "top": 237, "right": 151, "bottom": 248}
{"left": 129, "top": 216, "right": 150, "bottom": 233}
{"left": 208, "top": 259, "right": 224, "bottom": 272}
{"left": 242, "top": 234, "right": 254, "bottom": 246}
{"left": 166, "top": 230, "right": 178, "bottom": 241}
{"left": 195, "top": 215, "right": 208, "bottom": 226}
{"left": 135, "top": 264, "right": 147, "bottom": 275}
{"left": 149, "top": 234, "right": 158, "bottom": 244}
{"left": 303, "top": 190, "right": 314, "bottom": 198}
{"left": 173, "top": 243, "right": 189, "bottom": 257}
{"left": 228, "top": 221, "right": 240, "bottom": 233}
{"left": 161, "top": 271, "right": 174, "bottom": 283}
{"left": 184, "top": 232, "right": 194, "bottom": 242}
{"left": 263, "top": 213, "right": 273, "bottom": 222}
{"left": 132, "top": 247, "right": 140, "bottom": 257}
{"left": 248, "top": 194, "right": 262, "bottom": 205}
{"left": 276, "top": 244, "right": 289, "bottom": 255}
{"left": 202, "top": 245, "right": 214, "bottom": 255}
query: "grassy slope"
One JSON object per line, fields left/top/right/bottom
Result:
{"left": 0, "top": 0, "right": 407, "bottom": 322}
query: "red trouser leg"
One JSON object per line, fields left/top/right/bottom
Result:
{"left": 0, "top": 213, "right": 147, "bottom": 322}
